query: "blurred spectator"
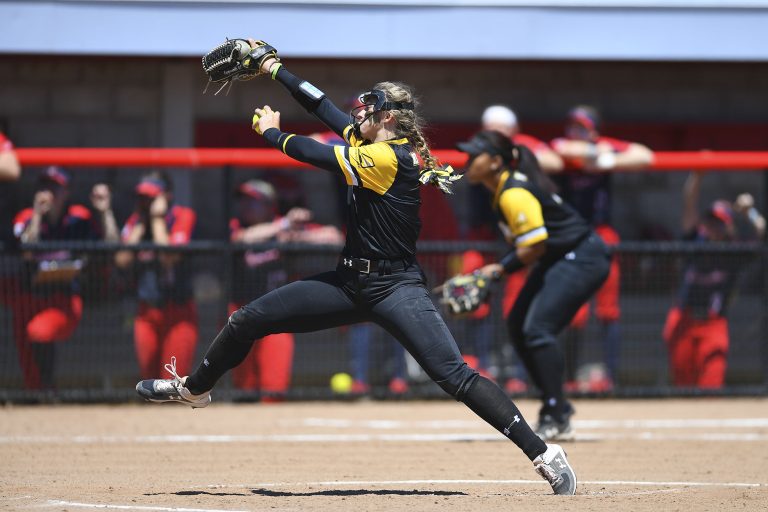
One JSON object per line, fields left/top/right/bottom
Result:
{"left": 89, "top": 183, "right": 120, "bottom": 243}
{"left": 0, "top": 129, "right": 21, "bottom": 248}
{"left": 0, "top": 130, "right": 21, "bottom": 182}
{"left": 482, "top": 105, "right": 564, "bottom": 173}
{"left": 663, "top": 172, "right": 765, "bottom": 389}
{"left": 550, "top": 105, "right": 654, "bottom": 391}
{"left": 116, "top": 171, "right": 198, "bottom": 379}
{"left": 8, "top": 167, "right": 108, "bottom": 389}
{"left": 229, "top": 179, "right": 343, "bottom": 400}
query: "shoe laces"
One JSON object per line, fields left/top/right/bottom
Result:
{"left": 164, "top": 356, "right": 182, "bottom": 382}
{"left": 154, "top": 356, "right": 183, "bottom": 393}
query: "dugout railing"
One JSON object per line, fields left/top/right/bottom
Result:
{"left": 1, "top": 240, "right": 766, "bottom": 403}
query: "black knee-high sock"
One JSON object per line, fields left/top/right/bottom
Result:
{"left": 184, "top": 324, "right": 254, "bottom": 394}
{"left": 512, "top": 338, "right": 544, "bottom": 392}
{"left": 562, "top": 328, "right": 582, "bottom": 382}
{"left": 462, "top": 376, "right": 547, "bottom": 461}
{"left": 528, "top": 343, "right": 566, "bottom": 416}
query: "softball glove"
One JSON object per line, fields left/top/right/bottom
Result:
{"left": 435, "top": 271, "right": 492, "bottom": 316}
{"left": 202, "top": 39, "right": 279, "bottom": 94}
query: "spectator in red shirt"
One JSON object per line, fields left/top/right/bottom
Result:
{"left": 549, "top": 105, "right": 654, "bottom": 391}
{"left": 9, "top": 167, "right": 112, "bottom": 389}
{"left": 229, "top": 179, "right": 343, "bottom": 400}
{"left": 664, "top": 172, "right": 765, "bottom": 388}
{"left": 482, "top": 105, "right": 563, "bottom": 173}
{"left": 116, "top": 171, "right": 198, "bottom": 379}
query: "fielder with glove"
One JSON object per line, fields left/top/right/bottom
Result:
{"left": 134, "top": 37, "right": 577, "bottom": 496}
{"left": 455, "top": 129, "right": 611, "bottom": 443}
{"left": 436, "top": 270, "right": 497, "bottom": 316}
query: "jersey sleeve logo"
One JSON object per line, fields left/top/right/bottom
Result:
{"left": 351, "top": 147, "right": 375, "bottom": 169}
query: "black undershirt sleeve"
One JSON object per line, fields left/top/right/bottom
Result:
{"left": 262, "top": 127, "right": 342, "bottom": 174}
{"left": 273, "top": 67, "right": 350, "bottom": 138}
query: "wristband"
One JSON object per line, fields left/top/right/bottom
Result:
{"left": 499, "top": 250, "right": 525, "bottom": 274}
{"left": 270, "top": 62, "right": 283, "bottom": 80}
{"left": 748, "top": 207, "right": 762, "bottom": 224}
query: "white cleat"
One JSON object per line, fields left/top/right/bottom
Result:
{"left": 135, "top": 356, "right": 211, "bottom": 409}
{"left": 533, "top": 443, "right": 577, "bottom": 495}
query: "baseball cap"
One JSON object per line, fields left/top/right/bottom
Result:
{"left": 456, "top": 130, "right": 515, "bottom": 162}
{"left": 38, "top": 166, "right": 70, "bottom": 187}
{"left": 707, "top": 200, "right": 734, "bottom": 227}
{"left": 135, "top": 177, "right": 167, "bottom": 197}
{"left": 236, "top": 179, "right": 276, "bottom": 202}
{"left": 481, "top": 105, "right": 518, "bottom": 128}
{"left": 567, "top": 105, "right": 601, "bottom": 131}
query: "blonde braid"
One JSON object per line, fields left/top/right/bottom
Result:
{"left": 373, "top": 82, "right": 460, "bottom": 194}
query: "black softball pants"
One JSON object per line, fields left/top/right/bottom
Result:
{"left": 186, "top": 259, "right": 547, "bottom": 460}
{"left": 192, "top": 261, "right": 477, "bottom": 399}
{"left": 507, "top": 234, "right": 611, "bottom": 415}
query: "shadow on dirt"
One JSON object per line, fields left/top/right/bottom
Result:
{"left": 144, "top": 491, "right": 250, "bottom": 497}
{"left": 146, "top": 488, "right": 467, "bottom": 498}
{"left": 250, "top": 488, "right": 467, "bottom": 497}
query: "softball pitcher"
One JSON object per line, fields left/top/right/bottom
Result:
{"left": 136, "top": 38, "right": 576, "bottom": 495}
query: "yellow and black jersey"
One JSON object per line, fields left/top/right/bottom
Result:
{"left": 263, "top": 124, "right": 422, "bottom": 260}
{"left": 493, "top": 168, "right": 590, "bottom": 258}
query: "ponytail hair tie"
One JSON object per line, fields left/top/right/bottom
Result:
{"left": 418, "top": 165, "right": 463, "bottom": 195}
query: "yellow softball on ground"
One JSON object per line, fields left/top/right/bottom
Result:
{"left": 330, "top": 372, "right": 353, "bottom": 394}
{"left": 251, "top": 112, "right": 262, "bottom": 134}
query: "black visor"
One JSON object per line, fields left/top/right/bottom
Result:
{"left": 456, "top": 131, "right": 515, "bottom": 162}
{"left": 358, "top": 89, "right": 414, "bottom": 112}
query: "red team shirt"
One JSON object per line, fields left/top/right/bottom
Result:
{"left": 121, "top": 205, "right": 196, "bottom": 304}
{"left": 121, "top": 205, "right": 196, "bottom": 246}
{"left": 549, "top": 135, "right": 630, "bottom": 226}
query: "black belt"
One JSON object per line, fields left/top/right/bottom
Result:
{"left": 340, "top": 256, "right": 411, "bottom": 274}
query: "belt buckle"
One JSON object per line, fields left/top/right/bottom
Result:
{"left": 342, "top": 257, "right": 371, "bottom": 274}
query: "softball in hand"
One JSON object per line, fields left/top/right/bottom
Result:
{"left": 251, "top": 112, "right": 262, "bottom": 134}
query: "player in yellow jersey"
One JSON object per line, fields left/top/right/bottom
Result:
{"left": 457, "top": 130, "right": 611, "bottom": 441}
{"left": 136, "top": 41, "right": 576, "bottom": 495}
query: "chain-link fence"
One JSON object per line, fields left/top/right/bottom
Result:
{"left": 1, "top": 240, "right": 766, "bottom": 402}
